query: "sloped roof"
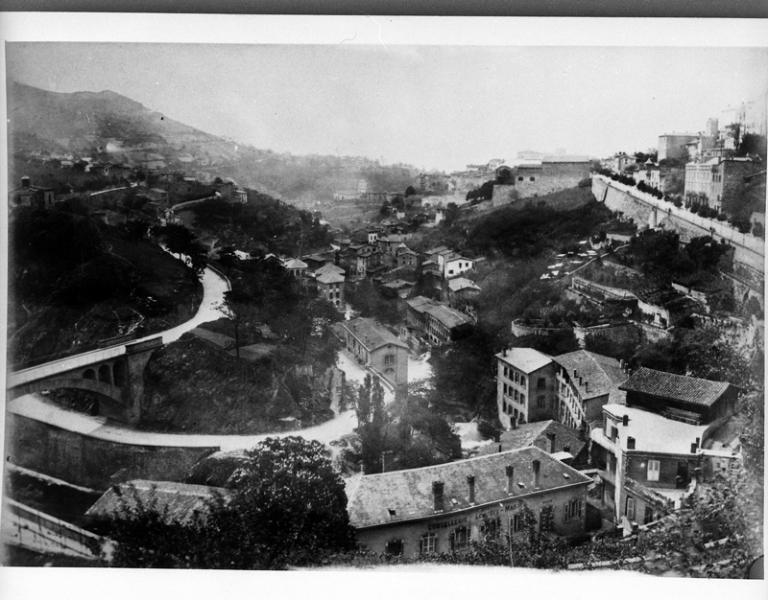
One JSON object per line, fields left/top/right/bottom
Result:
{"left": 478, "top": 420, "right": 586, "bottom": 459}
{"left": 424, "top": 303, "right": 473, "bottom": 330}
{"left": 85, "top": 480, "right": 231, "bottom": 525}
{"left": 406, "top": 295, "right": 436, "bottom": 314}
{"left": 554, "top": 350, "right": 627, "bottom": 401}
{"left": 283, "top": 258, "right": 308, "bottom": 270}
{"left": 346, "top": 446, "right": 591, "bottom": 529}
{"left": 316, "top": 271, "right": 345, "bottom": 284}
{"left": 542, "top": 155, "right": 591, "bottom": 163}
{"left": 448, "top": 277, "right": 480, "bottom": 293}
{"left": 619, "top": 367, "right": 732, "bottom": 408}
{"left": 496, "top": 347, "right": 552, "bottom": 373}
{"left": 341, "top": 317, "right": 407, "bottom": 351}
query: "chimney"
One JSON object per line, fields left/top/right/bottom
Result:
{"left": 691, "top": 442, "right": 698, "bottom": 454}
{"left": 21, "top": 176, "right": 31, "bottom": 188}
{"left": 585, "top": 382, "right": 589, "bottom": 393}
{"left": 578, "top": 376, "right": 583, "bottom": 386}
{"left": 432, "top": 481, "right": 444, "bottom": 512}
{"left": 695, "top": 437, "right": 700, "bottom": 448}
{"left": 467, "top": 475, "right": 476, "bottom": 504}
{"left": 498, "top": 443, "right": 502, "bottom": 453}
{"left": 626, "top": 436, "right": 636, "bottom": 450}
{"left": 622, "top": 414, "right": 629, "bottom": 427}
{"left": 546, "top": 432, "right": 556, "bottom": 453}
{"left": 505, "top": 465, "right": 514, "bottom": 494}
{"left": 532, "top": 460, "right": 541, "bottom": 488}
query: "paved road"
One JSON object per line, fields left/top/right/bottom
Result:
{"left": 8, "top": 265, "right": 230, "bottom": 388}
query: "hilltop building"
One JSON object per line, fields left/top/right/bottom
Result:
{"left": 684, "top": 156, "right": 760, "bottom": 212}
{"left": 658, "top": 133, "right": 699, "bottom": 161}
{"left": 491, "top": 156, "right": 591, "bottom": 204}
{"left": 10, "top": 176, "right": 56, "bottom": 210}
{"left": 345, "top": 446, "right": 591, "bottom": 556}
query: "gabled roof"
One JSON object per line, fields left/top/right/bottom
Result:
{"left": 496, "top": 347, "right": 552, "bottom": 373}
{"left": 619, "top": 367, "right": 732, "bottom": 408}
{"left": 554, "top": 350, "right": 627, "bottom": 401}
{"left": 314, "top": 261, "right": 345, "bottom": 276}
{"left": 346, "top": 446, "right": 591, "bottom": 529}
{"left": 341, "top": 317, "right": 407, "bottom": 351}
{"left": 85, "top": 480, "right": 231, "bottom": 525}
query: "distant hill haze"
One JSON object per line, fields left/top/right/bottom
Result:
{"left": 7, "top": 81, "right": 418, "bottom": 205}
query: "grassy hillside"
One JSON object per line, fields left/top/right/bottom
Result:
{"left": 8, "top": 207, "right": 202, "bottom": 367}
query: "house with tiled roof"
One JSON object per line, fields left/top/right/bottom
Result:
{"left": 477, "top": 420, "right": 588, "bottom": 466}
{"left": 345, "top": 446, "right": 591, "bottom": 556}
{"left": 553, "top": 349, "right": 628, "bottom": 430}
{"left": 85, "top": 480, "right": 231, "bottom": 526}
{"left": 496, "top": 347, "right": 627, "bottom": 432}
{"left": 282, "top": 257, "right": 308, "bottom": 278}
{"left": 405, "top": 296, "right": 473, "bottom": 346}
{"left": 316, "top": 268, "right": 345, "bottom": 309}
{"left": 335, "top": 317, "right": 408, "bottom": 401}
{"left": 619, "top": 367, "right": 737, "bottom": 424}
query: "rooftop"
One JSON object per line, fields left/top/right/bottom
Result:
{"left": 316, "top": 271, "right": 345, "bottom": 284}
{"left": 314, "top": 262, "right": 345, "bottom": 277}
{"left": 448, "top": 277, "right": 480, "bottom": 293}
{"left": 619, "top": 367, "right": 732, "bottom": 408}
{"left": 542, "top": 155, "right": 591, "bottom": 163}
{"left": 477, "top": 420, "right": 586, "bottom": 459}
{"left": 424, "top": 303, "right": 473, "bottom": 330}
{"left": 85, "top": 480, "right": 231, "bottom": 525}
{"left": 554, "top": 350, "right": 627, "bottom": 401}
{"left": 340, "top": 317, "right": 407, "bottom": 351}
{"left": 346, "top": 446, "right": 591, "bottom": 529}
{"left": 594, "top": 404, "right": 709, "bottom": 455}
{"left": 496, "top": 347, "right": 552, "bottom": 373}
{"left": 283, "top": 258, "right": 308, "bottom": 270}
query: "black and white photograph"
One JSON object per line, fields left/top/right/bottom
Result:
{"left": 0, "top": 12, "right": 766, "bottom": 595}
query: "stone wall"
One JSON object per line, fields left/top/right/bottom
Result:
{"left": 592, "top": 175, "right": 765, "bottom": 274}
{"left": 6, "top": 413, "right": 219, "bottom": 491}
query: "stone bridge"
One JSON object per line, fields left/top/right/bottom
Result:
{"left": 6, "top": 337, "right": 164, "bottom": 425}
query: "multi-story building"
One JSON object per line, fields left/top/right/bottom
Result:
{"left": 495, "top": 348, "right": 626, "bottom": 432}
{"left": 346, "top": 446, "right": 591, "bottom": 556}
{"left": 632, "top": 160, "right": 662, "bottom": 189}
{"left": 495, "top": 348, "right": 557, "bottom": 429}
{"left": 336, "top": 317, "right": 408, "bottom": 401}
{"left": 590, "top": 403, "right": 709, "bottom": 525}
{"left": 491, "top": 156, "right": 591, "bottom": 204}
{"left": 619, "top": 367, "right": 737, "bottom": 425}
{"left": 658, "top": 133, "right": 698, "bottom": 162}
{"left": 553, "top": 350, "right": 627, "bottom": 430}
{"left": 405, "top": 296, "right": 473, "bottom": 346}
{"left": 282, "top": 258, "right": 308, "bottom": 278}
{"left": 315, "top": 267, "right": 345, "bottom": 310}
{"left": 684, "top": 156, "right": 760, "bottom": 212}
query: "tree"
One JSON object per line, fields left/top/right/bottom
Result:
{"left": 102, "top": 437, "right": 355, "bottom": 569}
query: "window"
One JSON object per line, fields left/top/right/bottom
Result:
{"left": 625, "top": 496, "right": 636, "bottom": 521}
{"left": 647, "top": 459, "right": 661, "bottom": 482}
{"left": 520, "top": 375, "right": 526, "bottom": 386}
{"left": 537, "top": 394, "right": 545, "bottom": 408}
{"left": 529, "top": 176, "right": 535, "bottom": 182}
{"left": 481, "top": 518, "right": 500, "bottom": 540}
{"left": 503, "top": 366, "right": 508, "bottom": 378}
{"left": 419, "top": 533, "right": 437, "bottom": 554}
{"left": 517, "top": 176, "right": 524, "bottom": 182}
{"left": 511, "top": 512, "right": 524, "bottom": 532}
{"left": 609, "top": 454, "right": 616, "bottom": 473}
{"left": 385, "top": 539, "right": 404, "bottom": 556}
{"left": 537, "top": 377, "right": 546, "bottom": 389}
{"left": 643, "top": 506, "right": 654, "bottom": 524}
{"left": 520, "top": 393, "right": 526, "bottom": 403}
{"left": 384, "top": 354, "right": 395, "bottom": 367}
{"left": 564, "top": 498, "right": 582, "bottom": 521}
{"left": 450, "top": 526, "right": 469, "bottom": 551}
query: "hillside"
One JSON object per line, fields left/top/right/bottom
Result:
{"left": 8, "top": 81, "right": 418, "bottom": 207}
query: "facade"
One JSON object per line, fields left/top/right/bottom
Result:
{"left": 346, "top": 446, "right": 591, "bottom": 556}
{"left": 619, "top": 367, "right": 737, "bottom": 424}
{"left": 684, "top": 156, "right": 759, "bottom": 212}
{"left": 658, "top": 133, "right": 698, "bottom": 161}
{"left": 405, "top": 296, "right": 473, "bottom": 346}
{"left": 395, "top": 245, "right": 419, "bottom": 268}
{"left": 10, "top": 176, "right": 56, "bottom": 209}
{"left": 590, "top": 404, "right": 709, "bottom": 524}
{"left": 447, "top": 277, "right": 481, "bottom": 305}
{"left": 316, "top": 270, "right": 345, "bottom": 309}
{"left": 337, "top": 317, "right": 408, "bottom": 400}
{"left": 512, "top": 156, "right": 591, "bottom": 199}
{"left": 633, "top": 161, "right": 662, "bottom": 189}
{"left": 553, "top": 350, "right": 627, "bottom": 430}
{"left": 495, "top": 348, "right": 556, "bottom": 429}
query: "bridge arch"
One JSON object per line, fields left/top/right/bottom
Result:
{"left": 9, "top": 377, "right": 123, "bottom": 404}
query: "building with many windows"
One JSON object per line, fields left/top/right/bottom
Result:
{"left": 684, "top": 156, "right": 760, "bottom": 212}
{"left": 495, "top": 347, "right": 557, "bottom": 429}
{"left": 405, "top": 296, "right": 473, "bottom": 346}
{"left": 336, "top": 317, "right": 408, "bottom": 401}
{"left": 345, "top": 446, "right": 591, "bottom": 557}
{"left": 315, "top": 268, "right": 345, "bottom": 309}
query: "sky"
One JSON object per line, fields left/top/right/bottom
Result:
{"left": 6, "top": 43, "right": 768, "bottom": 172}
